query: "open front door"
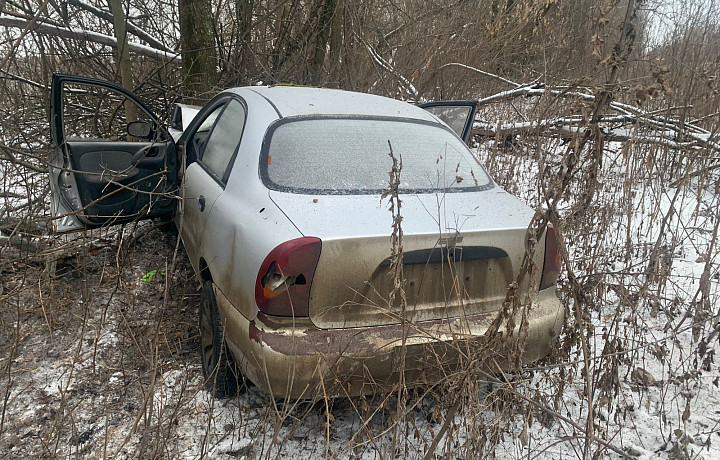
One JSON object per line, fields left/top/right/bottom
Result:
{"left": 419, "top": 100, "right": 477, "bottom": 144}
{"left": 49, "top": 74, "right": 179, "bottom": 233}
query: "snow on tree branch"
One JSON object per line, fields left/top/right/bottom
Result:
{"left": 458, "top": 67, "right": 720, "bottom": 155}
{"left": 67, "top": 0, "right": 171, "bottom": 53}
{"left": 365, "top": 42, "right": 418, "bottom": 100}
{"left": 0, "top": 16, "right": 179, "bottom": 61}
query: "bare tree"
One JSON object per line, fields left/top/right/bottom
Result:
{"left": 109, "top": 0, "right": 137, "bottom": 122}
{"left": 179, "top": 0, "right": 217, "bottom": 100}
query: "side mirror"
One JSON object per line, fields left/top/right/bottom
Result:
{"left": 127, "top": 120, "right": 153, "bottom": 140}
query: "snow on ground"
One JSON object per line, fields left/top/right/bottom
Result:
{"left": 474, "top": 139, "right": 720, "bottom": 459}
{"left": 1, "top": 139, "right": 719, "bottom": 459}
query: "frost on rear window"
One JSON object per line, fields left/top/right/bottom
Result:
{"left": 263, "top": 118, "right": 491, "bottom": 194}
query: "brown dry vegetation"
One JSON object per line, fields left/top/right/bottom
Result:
{"left": 1, "top": 0, "right": 720, "bottom": 458}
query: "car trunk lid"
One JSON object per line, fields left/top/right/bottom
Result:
{"left": 268, "top": 188, "right": 539, "bottom": 329}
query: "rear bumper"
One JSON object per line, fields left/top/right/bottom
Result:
{"left": 218, "top": 288, "right": 564, "bottom": 399}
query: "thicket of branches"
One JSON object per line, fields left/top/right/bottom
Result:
{"left": 1, "top": 0, "right": 720, "bottom": 459}
{"left": 0, "top": 1, "right": 717, "bottom": 160}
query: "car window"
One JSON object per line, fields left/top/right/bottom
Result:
{"left": 422, "top": 105, "right": 472, "bottom": 139}
{"left": 201, "top": 99, "right": 246, "bottom": 181}
{"left": 62, "top": 82, "right": 157, "bottom": 142}
{"left": 186, "top": 104, "right": 224, "bottom": 164}
{"left": 263, "top": 117, "right": 492, "bottom": 194}
{"left": 198, "top": 109, "right": 222, "bottom": 133}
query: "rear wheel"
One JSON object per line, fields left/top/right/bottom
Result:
{"left": 199, "top": 280, "right": 243, "bottom": 398}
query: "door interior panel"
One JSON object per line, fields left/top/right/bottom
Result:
{"left": 75, "top": 150, "right": 139, "bottom": 183}
{"left": 65, "top": 140, "right": 177, "bottom": 225}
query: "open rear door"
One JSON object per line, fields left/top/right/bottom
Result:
{"left": 419, "top": 100, "right": 477, "bottom": 144}
{"left": 49, "top": 74, "right": 178, "bottom": 233}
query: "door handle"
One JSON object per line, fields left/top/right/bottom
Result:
{"left": 198, "top": 195, "right": 206, "bottom": 212}
{"left": 131, "top": 145, "right": 165, "bottom": 167}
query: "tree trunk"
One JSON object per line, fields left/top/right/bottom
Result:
{"left": 179, "top": 0, "right": 217, "bottom": 101}
{"left": 109, "top": 0, "right": 137, "bottom": 123}
{"left": 327, "top": 0, "right": 343, "bottom": 86}
{"left": 235, "top": 0, "right": 254, "bottom": 80}
{"left": 311, "top": 0, "right": 337, "bottom": 85}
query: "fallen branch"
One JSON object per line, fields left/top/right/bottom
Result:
{"left": 67, "top": 0, "right": 171, "bottom": 52}
{"left": 474, "top": 119, "right": 719, "bottom": 153}
{"left": 0, "top": 143, "right": 48, "bottom": 173}
{"left": 0, "top": 16, "right": 179, "bottom": 61}
{"left": 463, "top": 74, "right": 720, "bottom": 154}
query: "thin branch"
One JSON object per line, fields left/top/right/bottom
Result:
{"left": 691, "top": 111, "right": 720, "bottom": 124}
{"left": 364, "top": 41, "right": 418, "bottom": 99}
{"left": 67, "top": 0, "right": 171, "bottom": 52}
{"left": 0, "top": 16, "right": 179, "bottom": 61}
{"left": 439, "top": 62, "right": 521, "bottom": 88}
{"left": 669, "top": 162, "right": 720, "bottom": 187}
{"left": 0, "top": 144, "right": 48, "bottom": 173}
{"left": 0, "top": 69, "right": 46, "bottom": 89}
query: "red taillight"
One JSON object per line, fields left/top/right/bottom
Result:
{"left": 540, "top": 224, "right": 561, "bottom": 290}
{"left": 254, "top": 237, "right": 321, "bottom": 317}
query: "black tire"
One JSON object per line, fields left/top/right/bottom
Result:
{"left": 199, "top": 280, "right": 243, "bottom": 398}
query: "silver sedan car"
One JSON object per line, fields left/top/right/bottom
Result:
{"left": 48, "top": 74, "right": 563, "bottom": 399}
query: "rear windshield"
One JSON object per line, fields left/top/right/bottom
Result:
{"left": 261, "top": 117, "right": 492, "bottom": 194}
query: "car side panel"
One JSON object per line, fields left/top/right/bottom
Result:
{"left": 201, "top": 191, "right": 301, "bottom": 322}
{"left": 195, "top": 89, "right": 302, "bottom": 326}
{"left": 178, "top": 162, "right": 223, "bottom": 273}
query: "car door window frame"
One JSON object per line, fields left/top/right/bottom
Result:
{"left": 184, "top": 95, "right": 248, "bottom": 188}
{"left": 52, "top": 75, "right": 168, "bottom": 148}
{"left": 418, "top": 100, "right": 477, "bottom": 144}
{"left": 184, "top": 100, "right": 226, "bottom": 165}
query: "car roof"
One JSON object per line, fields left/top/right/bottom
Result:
{"left": 228, "top": 86, "right": 438, "bottom": 121}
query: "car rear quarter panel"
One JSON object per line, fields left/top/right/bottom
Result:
{"left": 194, "top": 89, "right": 301, "bottom": 322}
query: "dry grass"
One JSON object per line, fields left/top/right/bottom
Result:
{"left": 1, "top": 2, "right": 719, "bottom": 455}
{"left": 1, "top": 91, "right": 719, "bottom": 458}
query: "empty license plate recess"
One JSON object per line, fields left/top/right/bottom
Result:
{"left": 391, "top": 337, "right": 486, "bottom": 373}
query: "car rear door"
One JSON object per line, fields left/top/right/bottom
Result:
{"left": 419, "top": 100, "right": 477, "bottom": 144}
{"left": 49, "top": 74, "right": 178, "bottom": 232}
{"left": 174, "top": 96, "right": 248, "bottom": 273}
